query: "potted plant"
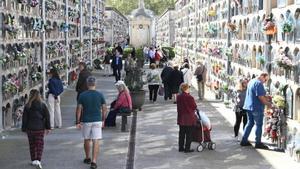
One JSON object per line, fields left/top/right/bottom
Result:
{"left": 124, "top": 47, "right": 145, "bottom": 110}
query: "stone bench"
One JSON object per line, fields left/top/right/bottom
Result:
{"left": 116, "top": 111, "right": 132, "bottom": 132}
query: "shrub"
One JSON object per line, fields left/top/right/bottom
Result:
{"left": 162, "top": 47, "right": 175, "bottom": 60}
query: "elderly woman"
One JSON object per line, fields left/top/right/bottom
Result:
{"left": 233, "top": 78, "right": 248, "bottom": 140}
{"left": 177, "top": 83, "right": 197, "bottom": 153}
{"left": 105, "top": 81, "right": 132, "bottom": 127}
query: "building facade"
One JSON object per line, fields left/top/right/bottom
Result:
{"left": 174, "top": 0, "right": 300, "bottom": 162}
{"left": 0, "top": 0, "right": 106, "bottom": 130}
{"left": 129, "top": 0, "right": 154, "bottom": 48}
{"left": 104, "top": 7, "right": 129, "bottom": 46}
{"left": 155, "top": 8, "right": 176, "bottom": 47}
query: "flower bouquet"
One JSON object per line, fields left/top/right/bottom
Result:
{"left": 276, "top": 53, "right": 293, "bottom": 70}
{"left": 273, "top": 95, "right": 285, "bottom": 109}
{"left": 227, "top": 23, "right": 238, "bottom": 33}
{"left": 282, "top": 21, "right": 294, "bottom": 33}
{"left": 208, "top": 10, "right": 216, "bottom": 17}
{"left": 262, "top": 14, "right": 276, "bottom": 35}
{"left": 205, "top": 24, "right": 217, "bottom": 37}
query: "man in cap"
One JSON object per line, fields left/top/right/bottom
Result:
{"left": 76, "top": 76, "right": 107, "bottom": 169}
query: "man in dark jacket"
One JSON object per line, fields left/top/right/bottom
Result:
{"left": 168, "top": 65, "right": 184, "bottom": 104}
{"left": 76, "top": 62, "right": 92, "bottom": 101}
{"left": 160, "top": 62, "right": 173, "bottom": 100}
{"left": 111, "top": 48, "right": 123, "bottom": 82}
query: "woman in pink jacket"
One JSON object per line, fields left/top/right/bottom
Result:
{"left": 105, "top": 81, "right": 132, "bottom": 127}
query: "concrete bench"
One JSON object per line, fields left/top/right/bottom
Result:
{"left": 117, "top": 111, "right": 132, "bottom": 132}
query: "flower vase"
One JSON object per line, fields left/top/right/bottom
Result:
{"left": 296, "top": 153, "right": 300, "bottom": 162}
{"left": 285, "top": 33, "right": 290, "bottom": 43}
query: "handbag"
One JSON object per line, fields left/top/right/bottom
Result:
{"left": 158, "top": 86, "right": 164, "bottom": 96}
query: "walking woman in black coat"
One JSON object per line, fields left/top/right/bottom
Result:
{"left": 168, "top": 65, "right": 184, "bottom": 104}
{"left": 22, "top": 89, "right": 51, "bottom": 169}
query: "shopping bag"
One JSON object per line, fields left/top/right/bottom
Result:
{"left": 158, "top": 86, "right": 164, "bottom": 96}
{"left": 196, "top": 111, "right": 211, "bottom": 129}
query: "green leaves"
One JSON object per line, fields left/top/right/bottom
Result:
{"left": 106, "top": 0, "right": 175, "bottom": 15}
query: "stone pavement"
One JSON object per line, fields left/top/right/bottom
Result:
{"left": 134, "top": 85, "right": 300, "bottom": 169}
{"left": 1, "top": 69, "right": 300, "bottom": 169}
{"left": 0, "top": 72, "right": 131, "bottom": 169}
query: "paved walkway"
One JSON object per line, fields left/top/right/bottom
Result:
{"left": 0, "top": 72, "right": 131, "bottom": 169}
{"left": 0, "top": 69, "right": 300, "bottom": 169}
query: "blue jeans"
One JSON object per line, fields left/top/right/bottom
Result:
{"left": 241, "top": 111, "right": 264, "bottom": 144}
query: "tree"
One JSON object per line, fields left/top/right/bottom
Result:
{"left": 106, "top": 0, "right": 175, "bottom": 16}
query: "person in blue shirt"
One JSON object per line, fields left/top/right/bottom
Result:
{"left": 76, "top": 76, "right": 107, "bottom": 169}
{"left": 48, "top": 69, "right": 64, "bottom": 129}
{"left": 240, "top": 73, "right": 272, "bottom": 149}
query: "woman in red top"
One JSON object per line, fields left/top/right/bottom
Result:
{"left": 177, "top": 83, "right": 197, "bottom": 153}
{"left": 154, "top": 49, "right": 161, "bottom": 66}
{"left": 105, "top": 81, "right": 132, "bottom": 127}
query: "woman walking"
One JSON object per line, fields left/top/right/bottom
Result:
{"left": 48, "top": 69, "right": 64, "bottom": 129}
{"left": 177, "top": 83, "right": 197, "bottom": 153}
{"left": 146, "top": 63, "right": 161, "bottom": 103}
{"left": 168, "top": 65, "right": 184, "bottom": 104}
{"left": 22, "top": 89, "right": 51, "bottom": 169}
{"left": 233, "top": 78, "right": 248, "bottom": 140}
{"left": 181, "top": 63, "right": 193, "bottom": 87}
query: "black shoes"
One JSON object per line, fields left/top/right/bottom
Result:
{"left": 240, "top": 141, "right": 252, "bottom": 146}
{"left": 179, "top": 148, "right": 184, "bottom": 152}
{"left": 184, "top": 149, "right": 194, "bottom": 153}
{"left": 90, "top": 162, "right": 97, "bottom": 169}
{"left": 255, "top": 143, "right": 269, "bottom": 150}
{"left": 83, "top": 158, "right": 91, "bottom": 164}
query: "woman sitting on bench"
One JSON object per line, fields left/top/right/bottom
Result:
{"left": 105, "top": 81, "right": 132, "bottom": 127}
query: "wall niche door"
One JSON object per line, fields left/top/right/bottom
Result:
{"left": 295, "top": 8, "right": 300, "bottom": 42}
{"left": 285, "top": 86, "right": 294, "bottom": 119}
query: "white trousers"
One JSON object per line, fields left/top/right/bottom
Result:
{"left": 48, "top": 94, "right": 62, "bottom": 128}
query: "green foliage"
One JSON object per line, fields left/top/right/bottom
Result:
{"left": 162, "top": 47, "right": 175, "bottom": 59}
{"left": 135, "top": 47, "right": 144, "bottom": 61}
{"left": 123, "top": 48, "right": 133, "bottom": 58}
{"left": 106, "top": 0, "right": 175, "bottom": 15}
{"left": 124, "top": 47, "right": 145, "bottom": 91}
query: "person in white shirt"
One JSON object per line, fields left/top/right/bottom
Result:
{"left": 148, "top": 47, "right": 156, "bottom": 65}
{"left": 181, "top": 63, "right": 193, "bottom": 87}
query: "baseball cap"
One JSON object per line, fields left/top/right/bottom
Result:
{"left": 86, "top": 76, "right": 96, "bottom": 86}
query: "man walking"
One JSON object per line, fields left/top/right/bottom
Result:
{"left": 111, "top": 48, "right": 123, "bottom": 82}
{"left": 194, "top": 61, "right": 207, "bottom": 100}
{"left": 76, "top": 62, "right": 92, "bottom": 101}
{"left": 76, "top": 76, "right": 107, "bottom": 169}
{"left": 240, "top": 73, "right": 272, "bottom": 149}
{"left": 161, "top": 62, "right": 173, "bottom": 101}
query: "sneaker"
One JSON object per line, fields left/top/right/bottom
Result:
{"left": 36, "top": 161, "right": 42, "bottom": 169}
{"left": 255, "top": 143, "right": 269, "bottom": 149}
{"left": 31, "top": 160, "right": 38, "bottom": 166}
{"left": 240, "top": 141, "right": 252, "bottom": 146}
{"left": 90, "top": 162, "right": 97, "bottom": 169}
{"left": 232, "top": 135, "right": 240, "bottom": 142}
{"left": 83, "top": 158, "right": 91, "bottom": 164}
